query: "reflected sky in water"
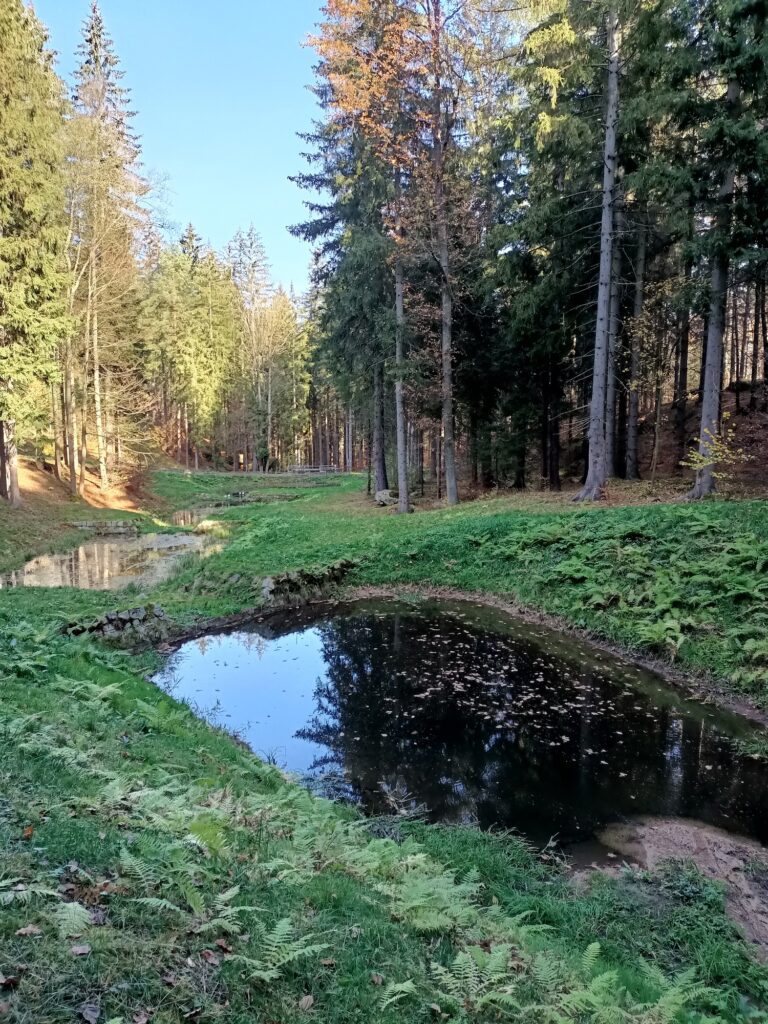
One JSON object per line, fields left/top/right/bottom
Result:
{"left": 153, "top": 603, "right": 768, "bottom": 845}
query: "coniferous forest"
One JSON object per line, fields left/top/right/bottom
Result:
{"left": 5, "top": 3, "right": 768, "bottom": 1023}
{"left": 3, "top": 0, "right": 768, "bottom": 507}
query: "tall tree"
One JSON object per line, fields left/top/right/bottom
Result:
{"left": 0, "top": 1, "right": 69, "bottom": 506}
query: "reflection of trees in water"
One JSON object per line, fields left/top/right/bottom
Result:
{"left": 298, "top": 612, "right": 768, "bottom": 843}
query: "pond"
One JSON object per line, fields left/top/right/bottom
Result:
{"left": 1, "top": 532, "right": 211, "bottom": 590}
{"left": 170, "top": 493, "right": 299, "bottom": 526}
{"left": 153, "top": 600, "right": 768, "bottom": 848}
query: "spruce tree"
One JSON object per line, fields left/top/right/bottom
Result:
{"left": 0, "top": 1, "right": 69, "bottom": 507}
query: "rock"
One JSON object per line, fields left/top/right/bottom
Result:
{"left": 258, "top": 559, "right": 358, "bottom": 607}
{"left": 374, "top": 489, "right": 396, "bottom": 506}
{"left": 64, "top": 603, "right": 170, "bottom": 648}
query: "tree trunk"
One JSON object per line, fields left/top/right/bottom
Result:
{"left": 0, "top": 423, "right": 9, "bottom": 500}
{"left": 91, "top": 303, "right": 108, "bottom": 487}
{"left": 437, "top": 206, "right": 457, "bottom": 505}
{"left": 394, "top": 248, "right": 409, "bottom": 513}
{"left": 64, "top": 350, "right": 79, "bottom": 496}
{"left": 626, "top": 219, "right": 646, "bottom": 479}
{"left": 0, "top": 421, "right": 21, "bottom": 507}
{"left": 689, "top": 77, "right": 740, "bottom": 498}
{"left": 576, "top": 9, "right": 620, "bottom": 501}
{"left": 266, "top": 367, "right": 273, "bottom": 470}
{"left": 430, "top": 0, "right": 458, "bottom": 506}
{"left": 674, "top": 256, "right": 692, "bottom": 467}
{"left": 548, "top": 368, "right": 561, "bottom": 490}
{"left": 372, "top": 362, "right": 388, "bottom": 492}
{"left": 750, "top": 277, "right": 761, "bottom": 409}
{"left": 52, "top": 382, "right": 63, "bottom": 480}
{"left": 78, "top": 410, "right": 87, "bottom": 497}
{"left": 605, "top": 224, "right": 622, "bottom": 477}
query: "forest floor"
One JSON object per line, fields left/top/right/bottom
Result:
{"left": 2, "top": 469, "right": 768, "bottom": 1023}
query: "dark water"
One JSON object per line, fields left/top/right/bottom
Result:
{"left": 153, "top": 601, "right": 768, "bottom": 846}
{"left": 170, "top": 494, "right": 298, "bottom": 526}
{"left": 1, "top": 533, "right": 211, "bottom": 590}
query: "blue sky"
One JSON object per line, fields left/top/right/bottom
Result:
{"left": 34, "top": 0, "right": 323, "bottom": 292}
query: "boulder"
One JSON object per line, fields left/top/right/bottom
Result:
{"left": 374, "top": 489, "right": 396, "bottom": 506}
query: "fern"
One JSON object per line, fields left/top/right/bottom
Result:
{"left": 52, "top": 901, "right": 92, "bottom": 937}
{"left": 131, "top": 896, "right": 185, "bottom": 915}
{"left": 380, "top": 979, "right": 417, "bottom": 1010}
{"left": 581, "top": 941, "right": 601, "bottom": 976}
{"left": 230, "top": 917, "right": 329, "bottom": 983}
{"left": 431, "top": 944, "right": 520, "bottom": 1017}
{"left": 0, "top": 878, "right": 59, "bottom": 906}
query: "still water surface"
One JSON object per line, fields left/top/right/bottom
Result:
{"left": 1, "top": 532, "right": 210, "bottom": 590}
{"left": 154, "top": 601, "right": 768, "bottom": 846}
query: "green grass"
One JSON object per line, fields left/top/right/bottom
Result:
{"left": 146, "top": 472, "right": 768, "bottom": 695}
{"left": 2, "top": 471, "right": 768, "bottom": 1022}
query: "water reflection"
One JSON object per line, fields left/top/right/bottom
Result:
{"left": 1, "top": 533, "right": 211, "bottom": 590}
{"left": 154, "top": 604, "right": 768, "bottom": 845}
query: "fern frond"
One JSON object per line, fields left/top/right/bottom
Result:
{"left": 380, "top": 979, "right": 417, "bottom": 1010}
{"left": 52, "top": 901, "right": 92, "bottom": 937}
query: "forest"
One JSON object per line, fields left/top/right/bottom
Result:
{"left": 3, "top": 2, "right": 768, "bottom": 1024}
{"left": 3, "top": 0, "right": 768, "bottom": 510}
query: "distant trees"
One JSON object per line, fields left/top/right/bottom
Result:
{"left": 4, "top": 0, "right": 768, "bottom": 504}
{"left": 0, "top": 2, "right": 319, "bottom": 502}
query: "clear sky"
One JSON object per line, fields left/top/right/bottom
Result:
{"left": 33, "top": 0, "right": 323, "bottom": 293}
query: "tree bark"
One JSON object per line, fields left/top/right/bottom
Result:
{"left": 64, "top": 348, "right": 79, "bottom": 496}
{"left": 605, "top": 223, "right": 622, "bottom": 477}
{"left": 430, "top": 0, "right": 458, "bottom": 505}
{"left": 674, "top": 256, "right": 692, "bottom": 467}
{"left": 750, "top": 277, "right": 761, "bottom": 409}
{"left": 90, "top": 261, "right": 109, "bottom": 491}
{"left": 372, "top": 361, "right": 388, "bottom": 492}
{"left": 688, "top": 77, "right": 740, "bottom": 499}
{"left": 0, "top": 421, "right": 21, "bottom": 507}
{"left": 626, "top": 219, "right": 646, "bottom": 479}
{"left": 394, "top": 247, "right": 409, "bottom": 512}
{"left": 576, "top": 9, "right": 620, "bottom": 501}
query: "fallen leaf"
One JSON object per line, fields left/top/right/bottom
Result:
{"left": 15, "top": 924, "right": 42, "bottom": 937}
{"left": 370, "top": 972, "right": 384, "bottom": 986}
{"left": 320, "top": 958, "right": 336, "bottom": 967}
{"left": 79, "top": 1001, "right": 100, "bottom": 1024}
{"left": 214, "top": 938, "right": 232, "bottom": 952}
{"left": 133, "top": 1011, "right": 152, "bottom": 1024}
{"left": 200, "top": 950, "right": 220, "bottom": 966}
{"left": 0, "top": 1002, "right": 11, "bottom": 1016}
{"left": 161, "top": 973, "right": 179, "bottom": 988}
{"left": 298, "top": 994, "right": 314, "bottom": 1011}
{"left": 0, "top": 977, "right": 20, "bottom": 991}
{"left": 22, "top": 826, "right": 34, "bottom": 841}
{"left": 71, "top": 944, "right": 92, "bottom": 957}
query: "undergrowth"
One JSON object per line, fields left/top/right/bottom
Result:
{"left": 1, "top": 472, "right": 768, "bottom": 1021}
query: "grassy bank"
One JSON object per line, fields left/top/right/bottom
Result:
{"left": 149, "top": 472, "right": 768, "bottom": 696}
{"left": 2, "top": 471, "right": 768, "bottom": 1022}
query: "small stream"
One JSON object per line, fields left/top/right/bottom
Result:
{"left": 153, "top": 600, "right": 768, "bottom": 848}
{"left": 1, "top": 532, "right": 211, "bottom": 590}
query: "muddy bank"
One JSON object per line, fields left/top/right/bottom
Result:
{"left": 598, "top": 816, "right": 768, "bottom": 958}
